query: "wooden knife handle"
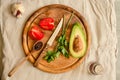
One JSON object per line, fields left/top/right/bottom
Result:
{"left": 8, "top": 54, "right": 31, "bottom": 77}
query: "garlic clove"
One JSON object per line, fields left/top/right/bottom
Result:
{"left": 11, "top": 3, "right": 25, "bottom": 18}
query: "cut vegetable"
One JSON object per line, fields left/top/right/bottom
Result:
{"left": 39, "top": 18, "right": 55, "bottom": 30}
{"left": 29, "top": 26, "right": 44, "bottom": 40}
{"left": 69, "top": 22, "right": 87, "bottom": 58}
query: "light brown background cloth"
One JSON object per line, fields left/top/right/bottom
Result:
{"left": 115, "top": 0, "right": 120, "bottom": 80}
{"left": 0, "top": 0, "right": 117, "bottom": 80}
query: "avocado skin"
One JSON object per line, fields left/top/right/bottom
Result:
{"left": 69, "top": 22, "right": 87, "bottom": 58}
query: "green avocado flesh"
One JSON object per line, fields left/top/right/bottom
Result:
{"left": 69, "top": 22, "right": 87, "bottom": 58}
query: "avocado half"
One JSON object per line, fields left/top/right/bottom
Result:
{"left": 69, "top": 22, "right": 87, "bottom": 58}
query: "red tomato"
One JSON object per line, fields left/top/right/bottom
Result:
{"left": 29, "top": 26, "right": 44, "bottom": 40}
{"left": 39, "top": 18, "right": 55, "bottom": 30}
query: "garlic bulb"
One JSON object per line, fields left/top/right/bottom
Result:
{"left": 11, "top": 3, "right": 25, "bottom": 18}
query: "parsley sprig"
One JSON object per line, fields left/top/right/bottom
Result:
{"left": 44, "top": 13, "right": 74, "bottom": 62}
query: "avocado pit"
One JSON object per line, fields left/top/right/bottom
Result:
{"left": 73, "top": 35, "right": 83, "bottom": 52}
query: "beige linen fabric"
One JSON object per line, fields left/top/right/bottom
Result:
{"left": 0, "top": 0, "right": 117, "bottom": 80}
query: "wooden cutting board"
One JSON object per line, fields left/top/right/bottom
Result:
{"left": 22, "top": 4, "right": 91, "bottom": 73}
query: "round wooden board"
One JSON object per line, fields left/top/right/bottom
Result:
{"left": 22, "top": 4, "right": 91, "bottom": 73}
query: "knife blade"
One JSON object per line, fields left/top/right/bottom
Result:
{"left": 47, "top": 18, "right": 63, "bottom": 46}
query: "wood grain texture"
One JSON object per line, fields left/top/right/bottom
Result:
{"left": 22, "top": 4, "right": 91, "bottom": 73}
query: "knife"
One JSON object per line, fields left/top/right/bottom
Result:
{"left": 8, "top": 18, "right": 63, "bottom": 77}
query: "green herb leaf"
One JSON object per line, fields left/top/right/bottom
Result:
{"left": 47, "top": 58, "right": 53, "bottom": 63}
{"left": 50, "top": 56, "right": 54, "bottom": 61}
{"left": 44, "top": 51, "right": 56, "bottom": 62}
{"left": 44, "top": 56, "right": 49, "bottom": 60}
{"left": 64, "top": 40, "right": 68, "bottom": 47}
{"left": 58, "top": 46, "right": 69, "bottom": 58}
{"left": 55, "top": 51, "right": 61, "bottom": 58}
{"left": 58, "top": 36, "right": 62, "bottom": 43}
